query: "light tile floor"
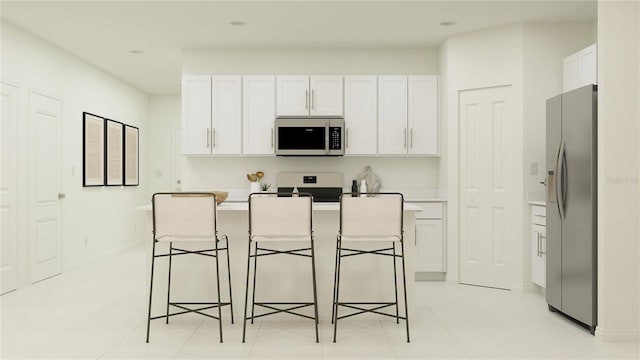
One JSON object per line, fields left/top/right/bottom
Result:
{"left": 2, "top": 244, "right": 638, "bottom": 359}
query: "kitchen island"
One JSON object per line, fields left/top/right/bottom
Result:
{"left": 139, "top": 201, "right": 421, "bottom": 322}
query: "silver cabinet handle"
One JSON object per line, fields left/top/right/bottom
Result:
{"left": 537, "top": 232, "right": 541, "bottom": 257}
{"left": 410, "top": 128, "right": 414, "bottom": 148}
{"left": 311, "top": 89, "right": 315, "bottom": 110}
{"left": 539, "top": 234, "right": 546, "bottom": 255}
{"left": 212, "top": 129, "right": 216, "bottom": 148}
{"left": 206, "top": 128, "right": 210, "bottom": 148}
{"left": 404, "top": 128, "right": 407, "bottom": 148}
{"left": 271, "top": 128, "right": 274, "bottom": 148}
{"left": 58, "top": 192, "right": 65, "bottom": 200}
{"left": 305, "top": 89, "right": 309, "bottom": 109}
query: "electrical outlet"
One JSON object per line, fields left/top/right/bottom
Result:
{"left": 530, "top": 162, "right": 538, "bottom": 175}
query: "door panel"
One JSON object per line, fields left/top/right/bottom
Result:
{"left": 545, "top": 94, "right": 562, "bottom": 309}
{"left": 378, "top": 76, "right": 408, "bottom": 155}
{"left": 29, "top": 91, "right": 63, "bottom": 283}
{"left": 344, "top": 76, "right": 377, "bottom": 155}
{"left": 459, "top": 86, "right": 512, "bottom": 290}
{"left": 1, "top": 82, "right": 18, "bottom": 294}
{"left": 211, "top": 76, "right": 241, "bottom": 155}
{"left": 243, "top": 76, "right": 275, "bottom": 155}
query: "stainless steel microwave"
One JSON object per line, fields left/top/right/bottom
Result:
{"left": 275, "top": 117, "right": 345, "bottom": 156}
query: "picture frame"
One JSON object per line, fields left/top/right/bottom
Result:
{"left": 124, "top": 125, "right": 139, "bottom": 186}
{"left": 105, "top": 119, "right": 124, "bottom": 186}
{"left": 83, "top": 112, "right": 105, "bottom": 186}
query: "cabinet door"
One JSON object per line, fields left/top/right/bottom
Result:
{"left": 310, "top": 76, "right": 343, "bottom": 116}
{"left": 378, "top": 76, "right": 408, "bottom": 155}
{"left": 577, "top": 44, "right": 597, "bottom": 87}
{"left": 243, "top": 76, "right": 275, "bottom": 155}
{"left": 408, "top": 76, "right": 438, "bottom": 155}
{"left": 531, "top": 224, "right": 546, "bottom": 288}
{"left": 211, "top": 76, "right": 242, "bottom": 155}
{"left": 181, "top": 75, "right": 211, "bottom": 155}
{"left": 344, "top": 76, "right": 377, "bottom": 155}
{"left": 276, "top": 76, "right": 309, "bottom": 117}
{"left": 415, "top": 219, "right": 444, "bottom": 272}
{"left": 563, "top": 53, "right": 579, "bottom": 92}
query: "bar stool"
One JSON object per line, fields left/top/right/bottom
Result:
{"left": 146, "top": 192, "right": 233, "bottom": 343}
{"left": 332, "top": 193, "right": 410, "bottom": 342}
{"left": 242, "top": 192, "right": 319, "bottom": 343}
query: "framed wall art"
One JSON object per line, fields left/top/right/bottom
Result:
{"left": 124, "top": 125, "right": 139, "bottom": 186}
{"left": 83, "top": 112, "right": 105, "bottom": 186}
{"left": 105, "top": 119, "right": 124, "bottom": 186}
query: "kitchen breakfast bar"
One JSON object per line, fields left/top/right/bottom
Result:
{"left": 139, "top": 201, "right": 420, "bottom": 324}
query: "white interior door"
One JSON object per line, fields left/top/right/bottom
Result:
{"left": 29, "top": 91, "right": 63, "bottom": 283}
{"left": 459, "top": 85, "right": 512, "bottom": 290}
{"left": 1, "top": 82, "right": 18, "bottom": 294}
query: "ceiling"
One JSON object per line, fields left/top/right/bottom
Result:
{"left": 1, "top": 1, "right": 596, "bottom": 94}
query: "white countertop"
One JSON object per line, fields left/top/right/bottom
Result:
{"left": 136, "top": 202, "right": 423, "bottom": 212}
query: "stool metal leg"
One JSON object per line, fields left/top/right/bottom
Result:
{"left": 242, "top": 240, "right": 253, "bottom": 343}
{"left": 215, "top": 236, "right": 223, "bottom": 343}
{"left": 332, "top": 237, "right": 343, "bottom": 343}
{"left": 400, "top": 240, "right": 410, "bottom": 343}
{"left": 331, "top": 235, "right": 340, "bottom": 325}
{"left": 146, "top": 240, "right": 157, "bottom": 343}
{"left": 166, "top": 242, "right": 173, "bottom": 324}
{"left": 310, "top": 238, "right": 319, "bottom": 343}
{"left": 225, "top": 237, "right": 234, "bottom": 324}
{"left": 393, "top": 242, "right": 399, "bottom": 324}
{"left": 250, "top": 244, "right": 258, "bottom": 324}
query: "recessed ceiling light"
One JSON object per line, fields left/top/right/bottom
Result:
{"left": 230, "top": 20, "right": 247, "bottom": 26}
{"left": 128, "top": 50, "right": 144, "bottom": 54}
{"left": 440, "top": 21, "right": 457, "bottom": 26}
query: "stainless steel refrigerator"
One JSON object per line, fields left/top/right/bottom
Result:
{"left": 545, "top": 84, "right": 597, "bottom": 334}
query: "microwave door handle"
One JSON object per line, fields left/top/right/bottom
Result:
{"left": 325, "top": 123, "right": 330, "bottom": 155}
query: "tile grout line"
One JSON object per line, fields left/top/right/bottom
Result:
{"left": 171, "top": 319, "right": 205, "bottom": 359}
{"left": 423, "top": 302, "right": 473, "bottom": 359}
{"left": 96, "top": 319, "right": 147, "bottom": 359}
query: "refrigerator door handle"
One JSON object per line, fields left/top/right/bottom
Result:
{"left": 557, "top": 140, "right": 566, "bottom": 220}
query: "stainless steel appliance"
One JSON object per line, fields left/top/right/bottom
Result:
{"left": 275, "top": 117, "right": 344, "bottom": 156}
{"left": 276, "top": 172, "right": 342, "bottom": 202}
{"left": 546, "top": 84, "right": 597, "bottom": 334}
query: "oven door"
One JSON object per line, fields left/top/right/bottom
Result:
{"left": 276, "top": 118, "right": 330, "bottom": 156}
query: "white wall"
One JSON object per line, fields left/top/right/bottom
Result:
{"left": 1, "top": 21, "right": 149, "bottom": 285}
{"left": 521, "top": 22, "right": 595, "bottom": 291}
{"left": 596, "top": 1, "right": 640, "bottom": 342}
{"left": 440, "top": 24, "right": 525, "bottom": 287}
{"left": 183, "top": 48, "right": 439, "bottom": 75}
{"left": 153, "top": 48, "right": 443, "bottom": 197}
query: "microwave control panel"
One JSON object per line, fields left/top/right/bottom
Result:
{"left": 329, "top": 127, "right": 342, "bottom": 150}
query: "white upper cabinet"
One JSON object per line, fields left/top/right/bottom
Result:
{"left": 408, "top": 76, "right": 439, "bottom": 155}
{"left": 243, "top": 76, "right": 276, "bottom": 155}
{"left": 181, "top": 75, "right": 242, "bottom": 155}
{"left": 276, "top": 76, "right": 343, "bottom": 116}
{"left": 182, "top": 75, "right": 212, "bottom": 155}
{"left": 310, "top": 76, "right": 344, "bottom": 116}
{"left": 211, "top": 76, "right": 242, "bottom": 155}
{"left": 344, "top": 76, "right": 377, "bottom": 155}
{"left": 563, "top": 43, "right": 597, "bottom": 92}
{"left": 378, "top": 76, "right": 408, "bottom": 155}
{"left": 577, "top": 44, "right": 597, "bottom": 88}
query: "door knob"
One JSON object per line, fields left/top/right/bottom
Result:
{"left": 58, "top": 193, "right": 66, "bottom": 199}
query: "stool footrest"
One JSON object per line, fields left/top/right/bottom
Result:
{"left": 335, "top": 302, "right": 406, "bottom": 321}
{"left": 150, "top": 302, "right": 231, "bottom": 321}
{"left": 248, "top": 302, "right": 317, "bottom": 321}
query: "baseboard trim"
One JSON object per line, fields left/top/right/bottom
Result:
{"left": 595, "top": 327, "right": 640, "bottom": 342}
{"left": 416, "top": 272, "right": 446, "bottom": 281}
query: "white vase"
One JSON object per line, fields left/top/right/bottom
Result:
{"left": 249, "top": 182, "right": 261, "bottom": 194}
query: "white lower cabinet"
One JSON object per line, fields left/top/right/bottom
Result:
{"left": 412, "top": 202, "right": 446, "bottom": 273}
{"left": 531, "top": 205, "right": 546, "bottom": 288}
